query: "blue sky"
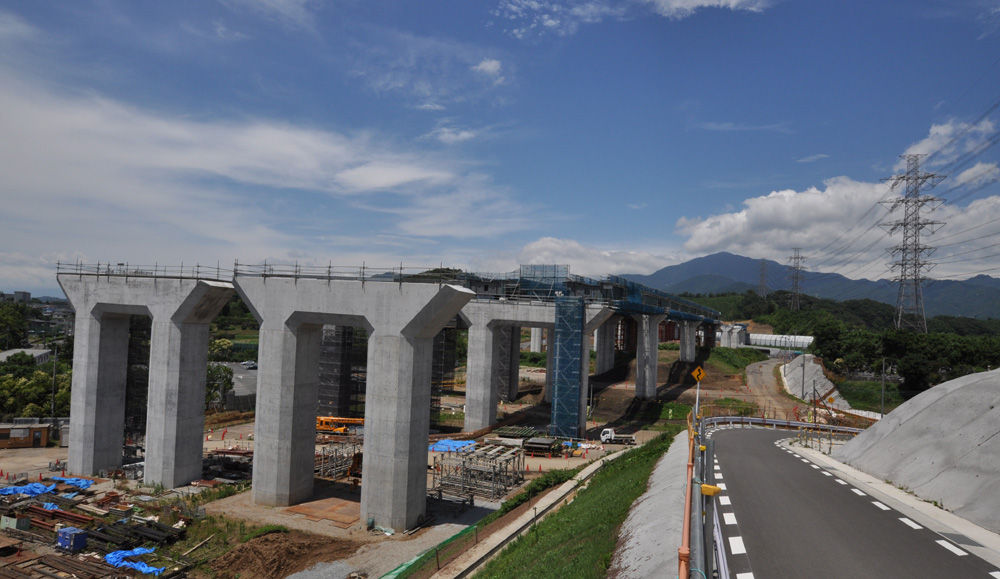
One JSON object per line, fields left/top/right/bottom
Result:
{"left": 3, "top": 0, "right": 1000, "bottom": 296}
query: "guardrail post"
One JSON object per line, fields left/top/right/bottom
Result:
{"left": 704, "top": 438, "right": 716, "bottom": 578}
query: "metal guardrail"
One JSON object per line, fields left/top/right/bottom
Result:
{"left": 681, "top": 413, "right": 864, "bottom": 578}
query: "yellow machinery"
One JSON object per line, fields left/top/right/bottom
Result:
{"left": 316, "top": 416, "right": 365, "bottom": 434}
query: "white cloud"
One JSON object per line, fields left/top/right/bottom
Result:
{"left": 797, "top": 153, "right": 830, "bottom": 163}
{"left": 641, "top": 0, "right": 770, "bottom": 19}
{"left": 424, "top": 125, "right": 480, "bottom": 145}
{"left": 955, "top": 162, "right": 1000, "bottom": 187}
{"left": 0, "top": 10, "right": 36, "bottom": 41}
{"left": 348, "top": 29, "right": 511, "bottom": 105}
{"left": 493, "top": 0, "right": 627, "bottom": 39}
{"left": 515, "top": 237, "right": 678, "bottom": 277}
{"left": 0, "top": 59, "right": 538, "bottom": 293}
{"left": 899, "top": 118, "right": 996, "bottom": 169}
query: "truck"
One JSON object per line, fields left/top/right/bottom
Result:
{"left": 600, "top": 428, "right": 636, "bottom": 445}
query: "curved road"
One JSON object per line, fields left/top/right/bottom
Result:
{"left": 709, "top": 427, "right": 1000, "bottom": 578}
{"left": 742, "top": 359, "right": 799, "bottom": 420}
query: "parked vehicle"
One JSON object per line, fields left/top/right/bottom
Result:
{"left": 600, "top": 428, "right": 636, "bottom": 445}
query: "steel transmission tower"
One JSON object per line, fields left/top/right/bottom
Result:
{"left": 880, "top": 154, "right": 944, "bottom": 333}
{"left": 787, "top": 249, "right": 806, "bottom": 311}
{"left": 758, "top": 259, "right": 768, "bottom": 298}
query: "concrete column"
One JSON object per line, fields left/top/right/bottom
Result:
{"left": 362, "top": 332, "right": 434, "bottom": 530}
{"left": 508, "top": 325, "right": 521, "bottom": 402}
{"left": 252, "top": 317, "right": 322, "bottom": 505}
{"left": 594, "top": 318, "right": 616, "bottom": 375}
{"left": 579, "top": 328, "right": 591, "bottom": 433}
{"left": 67, "top": 310, "right": 130, "bottom": 476}
{"left": 465, "top": 323, "right": 498, "bottom": 430}
{"left": 680, "top": 321, "right": 697, "bottom": 362}
{"left": 703, "top": 323, "right": 717, "bottom": 348}
{"left": 635, "top": 315, "right": 665, "bottom": 399}
{"left": 530, "top": 327, "right": 543, "bottom": 352}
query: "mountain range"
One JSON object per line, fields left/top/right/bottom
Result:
{"left": 624, "top": 252, "right": 1000, "bottom": 319}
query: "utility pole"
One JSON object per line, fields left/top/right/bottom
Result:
{"left": 881, "top": 154, "right": 944, "bottom": 333}
{"left": 881, "top": 358, "right": 886, "bottom": 416}
{"left": 788, "top": 249, "right": 806, "bottom": 311}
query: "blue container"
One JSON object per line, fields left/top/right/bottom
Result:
{"left": 56, "top": 526, "right": 87, "bottom": 552}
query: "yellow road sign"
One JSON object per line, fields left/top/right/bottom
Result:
{"left": 691, "top": 366, "right": 705, "bottom": 382}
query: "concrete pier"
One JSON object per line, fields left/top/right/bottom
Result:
{"left": 235, "top": 277, "right": 473, "bottom": 532}
{"left": 529, "top": 327, "right": 543, "bottom": 352}
{"left": 58, "top": 276, "right": 233, "bottom": 486}
{"left": 634, "top": 314, "right": 665, "bottom": 399}
{"left": 594, "top": 317, "right": 618, "bottom": 375}
{"left": 679, "top": 321, "right": 697, "bottom": 363}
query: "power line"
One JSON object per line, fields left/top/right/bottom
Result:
{"left": 787, "top": 248, "right": 806, "bottom": 311}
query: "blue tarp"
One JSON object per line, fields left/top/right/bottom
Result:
{"left": 0, "top": 483, "right": 56, "bottom": 496}
{"left": 42, "top": 502, "right": 58, "bottom": 510}
{"left": 105, "top": 547, "right": 165, "bottom": 576}
{"left": 51, "top": 476, "right": 94, "bottom": 490}
{"left": 428, "top": 439, "right": 475, "bottom": 453}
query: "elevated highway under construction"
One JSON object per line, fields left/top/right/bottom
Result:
{"left": 57, "top": 261, "right": 719, "bottom": 531}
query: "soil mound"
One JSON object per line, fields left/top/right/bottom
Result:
{"left": 833, "top": 369, "right": 1000, "bottom": 532}
{"left": 210, "top": 530, "right": 360, "bottom": 578}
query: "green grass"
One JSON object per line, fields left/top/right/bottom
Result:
{"left": 519, "top": 351, "right": 547, "bottom": 368}
{"left": 633, "top": 400, "right": 692, "bottom": 428}
{"left": 240, "top": 524, "right": 288, "bottom": 542}
{"left": 836, "top": 380, "right": 903, "bottom": 413}
{"left": 706, "top": 347, "right": 769, "bottom": 375}
{"left": 395, "top": 469, "right": 580, "bottom": 579}
{"left": 473, "top": 427, "right": 684, "bottom": 579}
{"left": 706, "top": 397, "right": 759, "bottom": 417}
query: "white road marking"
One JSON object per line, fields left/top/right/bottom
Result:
{"left": 988, "top": 571, "right": 1000, "bottom": 578}
{"left": 936, "top": 540, "right": 968, "bottom": 556}
{"left": 835, "top": 479, "right": 847, "bottom": 485}
{"left": 810, "top": 464, "right": 820, "bottom": 469}
{"left": 801, "top": 459, "right": 810, "bottom": 463}
{"left": 719, "top": 496, "right": 731, "bottom": 505}
{"left": 822, "top": 471, "right": 832, "bottom": 476}
{"left": 793, "top": 453, "right": 801, "bottom": 458}
{"left": 716, "top": 473, "right": 723, "bottom": 479}
{"left": 724, "top": 512, "right": 737, "bottom": 525}
{"left": 872, "top": 501, "right": 890, "bottom": 511}
{"left": 729, "top": 536, "right": 747, "bottom": 555}
{"left": 851, "top": 488, "right": 866, "bottom": 496}
{"left": 899, "top": 518, "right": 923, "bottom": 530}
{"left": 736, "top": 574, "right": 755, "bottom": 579}
{"left": 717, "top": 483, "right": 727, "bottom": 490}
{"left": 714, "top": 464, "right": 721, "bottom": 471}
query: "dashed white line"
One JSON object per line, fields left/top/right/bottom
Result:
{"left": 719, "top": 496, "right": 731, "bottom": 506}
{"left": 851, "top": 488, "right": 866, "bottom": 496}
{"left": 717, "top": 483, "right": 727, "bottom": 490}
{"left": 736, "top": 573, "right": 755, "bottom": 579}
{"left": 872, "top": 501, "right": 890, "bottom": 511}
{"left": 936, "top": 540, "right": 968, "bottom": 556}
{"left": 835, "top": 479, "right": 847, "bottom": 485}
{"left": 723, "top": 512, "right": 737, "bottom": 525}
{"left": 792, "top": 453, "right": 801, "bottom": 458}
{"left": 810, "top": 464, "right": 820, "bottom": 469}
{"left": 729, "top": 536, "right": 747, "bottom": 555}
{"left": 716, "top": 473, "right": 724, "bottom": 479}
{"left": 899, "top": 518, "right": 923, "bottom": 530}
{"left": 800, "top": 459, "right": 810, "bottom": 463}
{"left": 821, "top": 471, "right": 832, "bottom": 476}
{"left": 988, "top": 571, "right": 1000, "bottom": 578}
{"left": 714, "top": 464, "right": 721, "bottom": 471}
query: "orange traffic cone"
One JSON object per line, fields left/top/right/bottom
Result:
{"left": 38, "top": 473, "right": 42, "bottom": 481}
{"left": 538, "top": 464, "right": 542, "bottom": 473}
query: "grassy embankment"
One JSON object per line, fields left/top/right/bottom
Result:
{"left": 836, "top": 380, "right": 904, "bottom": 413}
{"left": 472, "top": 428, "right": 684, "bottom": 578}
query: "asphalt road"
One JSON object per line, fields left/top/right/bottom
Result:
{"left": 709, "top": 427, "right": 1000, "bottom": 578}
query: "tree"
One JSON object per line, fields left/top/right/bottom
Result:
{"left": 206, "top": 363, "right": 234, "bottom": 409}
{"left": 0, "top": 352, "right": 36, "bottom": 380}
{"left": 208, "top": 338, "right": 233, "bottom": 361}
{"left": 0, "top": 303, "right": 29, "bottom": 350}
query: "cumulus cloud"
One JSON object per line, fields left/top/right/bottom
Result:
{"left": 955, "top": 162, "right": 1000, "bottom": 187}
{"left": 424, "top": 124, "right": 480, "bottom": 145}
{"left": 900, "top": 118, "right": 996, "bottom": 169}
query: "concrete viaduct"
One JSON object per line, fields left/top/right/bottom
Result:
{"left": 57, "top": 262, "right": 719, "bottom": 531}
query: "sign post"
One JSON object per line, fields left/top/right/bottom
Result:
{"left": 691, "top": 366, "right": 706, "bottom": 419}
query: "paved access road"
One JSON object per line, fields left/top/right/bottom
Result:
{"left": 710, "top": 427, "right": 1000, "bottom": 579}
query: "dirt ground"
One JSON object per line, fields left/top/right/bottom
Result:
{"left": 209, "top": 530, "right": 362, "bottom": 579}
